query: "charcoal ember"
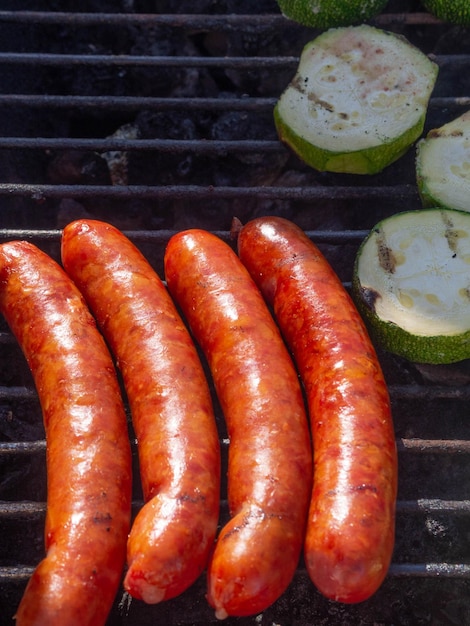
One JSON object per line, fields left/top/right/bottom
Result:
{"left": 48, "top": 42, "right": 131, "bottom": 99}
{"left": 129, "top": 26, "right": 217, "bottom": 98}
{"left": 102, "top": 122, "right": 141, "bottom": 185}
{"left": 46, "top": 150, "right": 138, "bottom": 227}
{"left": 129, "top": 110, "right": 205, "bottom": 185}
{"left": 222, "top": 31, "right": 308, "bottom": 96}
{"left": 209, "top": 109, "right": 289, "bottom": 207}
{"left": 47, "top": 150, "right": 111, "bottom": 185}
{"left": 137, "top": 110, "right": 201, "bottom": 147}
{"left": 129, "top": 106, "right": 286, "bottom": 197}
{"left": 210, "top": 109, "right": 274, "bottom": 142}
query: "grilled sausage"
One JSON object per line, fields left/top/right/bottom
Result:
{"left": 164, "top": 229, "right": 312, "bottom": 619}
{"left": 236, "top": 216, "right": 397, "bottom": 604}
{"left": 61, "top": 219, "right": 221, "bottom": 604}
{"left": 0, "top": 241, "right": 132, "bottom": 626}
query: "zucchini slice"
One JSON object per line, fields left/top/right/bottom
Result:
{"left": 352, "top": 208, "right": 470, "bottom": 364}
{"left": 276, "top": 0, "right": 388, "bottom": 29}
{"left": 274, "top": 25, "right": 439, "bottom": 174}
{"left": 416, "top": 111, "right": 470, "bottom": 213}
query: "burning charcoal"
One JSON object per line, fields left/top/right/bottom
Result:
{"left": 102, "top": 122, "right": 141, "bottom": 186}
{"left": 129, "top": 25, "right": 214, "bottom": 98}
{"left": 128, "top": 110, "right": 208, "bottom": 186}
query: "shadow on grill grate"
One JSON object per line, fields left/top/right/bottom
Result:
{"left": 0, "top": 1, "right": 470, "bottom": 625}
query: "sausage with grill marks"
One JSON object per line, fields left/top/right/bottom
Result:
{"left": 61, "top": 219, "right": 221, "bottom": 604}
{"left": 0, "top": 241, "right": 132, "bottom": 626}
{"left": 236, "top": 216, "right": 397, "bottom": 604}
{"left": 163, "top": 228, "right": 312, "bottom": 619}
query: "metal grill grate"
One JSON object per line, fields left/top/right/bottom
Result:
{"left": 0, "top": 2, "right": 470, "bottom": 625}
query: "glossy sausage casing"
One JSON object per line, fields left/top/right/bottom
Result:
{"left": 164, "top": 229, "right": 312, "bottom": 619}
{"left": 237, "top": 216, "right": 397, "bottom": 604}
{"left": 0, "top": 241, "right": 132, "bottom": 626}
{"left": 61, "top": 220, "right": 221, "bottom": 604}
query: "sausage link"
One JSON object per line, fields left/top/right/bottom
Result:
{"left": 237, "top": 216, "right": 397, "bottom": 604}
{"left": 61, "top": 220, "right": 221, "bottom": 604}
{"left": 164, "top": 229, "right": 312, "bottom": 619}
{"left": 0, "top": 241, "right": 132, "bottom": 626}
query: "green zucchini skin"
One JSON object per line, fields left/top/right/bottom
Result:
{"left": 353, "top": 283, "right": 470, "bottom": 365}
{"left": 421, "top": 0, "right": 470, "bottom": 26}
{"left": 276, "top": 0, "right": 389, "bottom": 29}
{"left": 275, "top": 102, "right": 427, "bottom": 175}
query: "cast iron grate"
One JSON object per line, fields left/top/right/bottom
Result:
{"left": 0, "top": 2, "right": 469, "bottom": 625}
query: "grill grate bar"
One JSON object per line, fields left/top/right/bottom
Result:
{"left": 0, "top": 183, "right": 420, "bottom": 202}
{"left": 2, "top": 437, "right": 469, "bottom": 456}
{"left": 0, "top": 11, "right": 443, "bottom": 28}
{"left": 0, "top": 137, "right": 284, "bottom": 154}
{"left": 1, "top": 565, "right": 469, "bottom": 586}
{"left": 0, "top": 11, "right": 295, "bottom": 29}
{"left": 0, "top": 386, "right": 38, "bottom": 399}
{"left": 391, "top": 385, "right": 470, "bottom": 401}
{"left": 1, "top": 498, "right": 469, "bottom": 518}
{"left": 1, "top": 564, "right": 469, "bottom": 585}
{"left": 0, "top": 501, "right": 46, "bottom": 517}
{"left": 0, "top": 95, "right": 466, "bottom": 113}
{"left": 3, "top": 382, "right": 470, "bottom": 401}
{"left": 0, "top": 94, "right": 277, "bottom": 111}
{"left": 396, "top": 499, "right": 470, "bottom": 514}
{"left": 0, "top": 52, "right": 301, "bottom": 69}
{"left": 388, "top": 563, "right": 470, "bottom": 578}
{"left": 0, "top": 52, "right": 468, "bottom": 68}
{"left": 397, "top": 439, "right": 470, "bottom": 454}
{"left": 0, "top": 228, "right": 363, "bottom": 251}
{"left": 0, "top": 227, "right": 361, "bottom": 240}
{"left": 0, "top": 441, "right": 46, "bottom": 456}
{"left": 0, "top": 567, "right": 35, "bottom": 583}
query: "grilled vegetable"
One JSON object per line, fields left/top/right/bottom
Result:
{"left": 274, "top": 24, "right": 438, "bottom": 174}
{"left": 416, "top": 111, "right": 470, "bottom": 212}
{"left": 237, "top": 216, "right": 397, "bottom": 604}
{"left": 276, "top": 0, "right": 388, "bottom": 29}
{"left": 421, "top": 0, "right": 470, "bottom": 26}
{"left": 352, "top": 208, "right": 470, "bottom": 364}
